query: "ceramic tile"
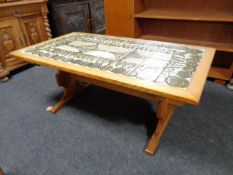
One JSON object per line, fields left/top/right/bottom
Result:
{"left": 24, "top": 33, "right": 205, "bottom": 88}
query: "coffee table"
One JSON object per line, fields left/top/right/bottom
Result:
{"left": 10, "top": 32, "right": 215, "bottom": 155}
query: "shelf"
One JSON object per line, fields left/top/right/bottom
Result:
{"left": 140, "top": 35, "right": 233, "bottom": 52}
{"left": 135, "top": 9, "right": 233, "bottom": 22}
{"left": 208, "top": 66, "right": 233, "bottom": 80}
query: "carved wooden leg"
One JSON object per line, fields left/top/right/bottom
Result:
{"left": 50, "top": 71, "right": 88, "bottom": 113}
{"left": 41, "top": 5, "right": 52, "bottom": 39}
{"left": 0, "top": 69, "right": 9, "bottom": 82}
{"left": 145, "top": 98, "right": 175, "bottom": 155}
{"left": 0, "top": 76, "right": 9, "bottom": 82}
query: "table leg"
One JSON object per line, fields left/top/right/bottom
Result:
{"left": 145, "top": 98, "right": 175, "bottom": 155}
{"left": 50, "top": 71, "right": 88, "bottom": 113}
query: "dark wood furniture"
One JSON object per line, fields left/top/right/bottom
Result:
{"left": 0, "top": 0, "right": 52, "bottom": 80}
{"left": 48, "top": 0, "right": 105, "bottom": 37}
{"left": 11, "top": 32, "right": 215, "bottom": 155}
{"left": 104, "top": 0, "right": 233, "bottom": 84}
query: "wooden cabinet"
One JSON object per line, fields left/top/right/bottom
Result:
{"left": 105, "top": 0, "right": 233, "bottom": 83}
{"left": 48, "top": 0, "right": 105, "bottom": 37}
{"left": 0, "top": 0, "right": 52, "bottom": 80}
{"left": 0, "top": 19, "right": 25, "bottom": 73}
{"left": 20, "top": 15, "right": 48, "bottom": 45}
{"left": 89, "top": 0, "right": 105, "bottom": 34}
{"left": 55, "top": 2, "right": 91, "bottom": 34}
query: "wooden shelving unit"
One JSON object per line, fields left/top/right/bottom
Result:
{"left": 140, "top": 35, "right": 233, "bottom": 52}
{"left": 134, "top": 9, "right": 233, "bottom": 23}
{"left": 208, "top": 66, "right": 233, "bottom": 81}
{"left": 105, "top": 0, "right": 233, "bottom": 83}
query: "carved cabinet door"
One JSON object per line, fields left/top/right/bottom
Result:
{"left": 56, "top": 2, "right": 91, "bottom": 34}
{"left": 0, "top": 19, "right": 26, "bottom": 69}
{"left": 20, "top": 15, "right": 48, "bottom": 46}
{"left": 90, "top": 0, "right": 106, "bottom": 34}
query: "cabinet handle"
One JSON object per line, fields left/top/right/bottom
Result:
{"left": 12, "top": 11, "right": 22, "bottom": 17}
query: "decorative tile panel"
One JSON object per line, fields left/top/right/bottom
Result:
{"left": 24, "top": 33, "right": 205, "bottom": 88}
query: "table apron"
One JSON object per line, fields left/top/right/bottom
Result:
{"left": 67, "top": 71, "right": 183, "bottom": 106}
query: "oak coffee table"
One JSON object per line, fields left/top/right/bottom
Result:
{"left": 10, "top": 32, "right": 215, "bottom": 155}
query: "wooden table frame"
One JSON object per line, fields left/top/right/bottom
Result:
{"left": 10, "top": 32, "right": 215, "bottom": 155}
{"left": 52, "top": 70, "right": 180, "bottom": 154}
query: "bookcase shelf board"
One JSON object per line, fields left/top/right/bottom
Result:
{"left": 135, "top": 9, "right": 233, "bottom": 22}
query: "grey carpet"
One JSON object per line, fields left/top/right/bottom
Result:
{"left": 0, "top": 66, "right": 232, "bottom": 175}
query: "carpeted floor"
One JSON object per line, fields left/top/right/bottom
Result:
{"left": 0, "top": 66, "right": 232, "bottom": 175}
